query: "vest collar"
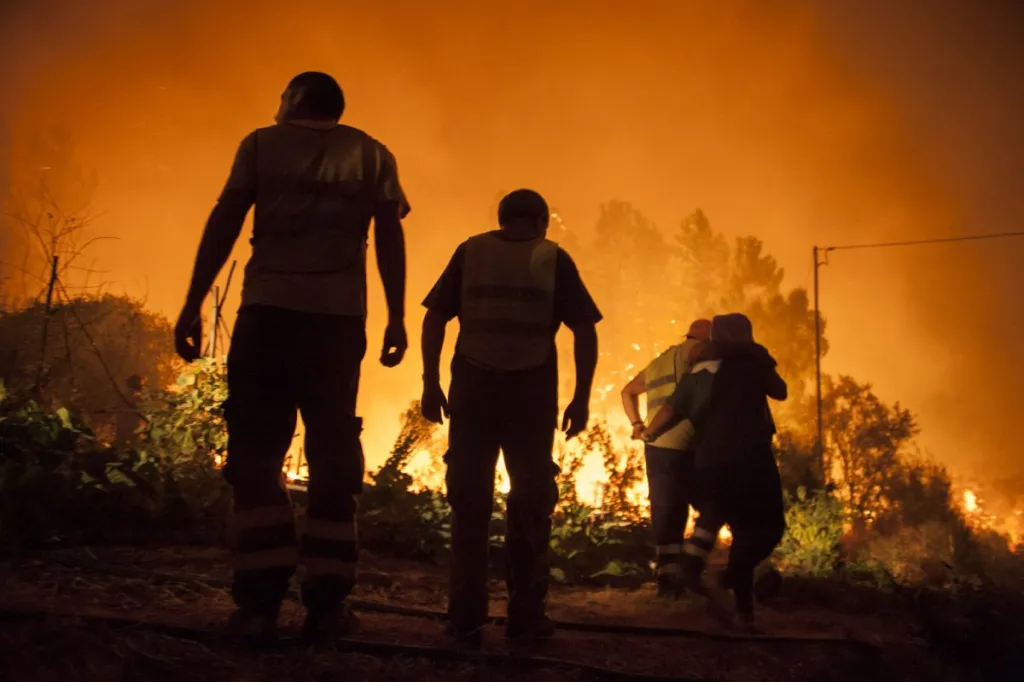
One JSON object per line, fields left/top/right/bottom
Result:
{"left": 282, "top": 119, "right": 339, "bottom": 131}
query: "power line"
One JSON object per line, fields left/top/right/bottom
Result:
{"left": 811, "top": 227, "right": 1024, "bottom": 483}
{"left": 824, "top": 230, "right": 1024, "bottom": 253}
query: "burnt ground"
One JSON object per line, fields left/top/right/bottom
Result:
{"left": 0, "top": 547, "right": 1003, "bottom": 682}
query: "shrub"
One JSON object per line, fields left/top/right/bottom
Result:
{"left": 775, "top": 486, "right": 845, "bottom": 577}
{"left": 0, "top": 294, "right": 178, "bottom": 438}
{"left": 0, "top": 383, "right": 178, "bottom": 548}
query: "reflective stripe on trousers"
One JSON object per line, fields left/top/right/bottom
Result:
{"left": 232, "top": 503, "right": 299, "bottom": 571}
{"left": 303, "top": 517, "right": 358, "bottom": 579}
{"left": 656, "top": 543, "right": 683, "bottom": 576}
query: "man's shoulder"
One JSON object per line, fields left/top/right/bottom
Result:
{"left": 674, "top": 339, "right": 697, "bottom": 356}
{"left": 334, "top": 125, "right": 397, "bottom": 158}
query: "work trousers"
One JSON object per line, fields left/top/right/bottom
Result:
{"left": 444, "top": 360, "right": 560, "bottom": 635}
{"left": 223, "top": 304, "right": 367, "bottom": 618}
{"left": 681, "top": 445, "right": 785, "bottom": 615}
{"left": 644, "top": 445, "right": 695, "bottom": 581}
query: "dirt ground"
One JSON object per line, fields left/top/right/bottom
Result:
{"left": 0, "top": 547, "right": 975, "bottom": 682}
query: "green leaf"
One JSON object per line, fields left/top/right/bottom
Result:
{"left": 56, "top": 407, "right": 73, "bottom": 430}
{"left": 550, "top": 567, "right": 567, "bottom": 583}
{"left": 590, "top": 560, "right": 637, "bottom": 578}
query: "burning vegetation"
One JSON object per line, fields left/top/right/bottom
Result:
{"left": 2, "top": 191, "right": 1021, "bottom": 585}
{"left": 1, "top": 163, "right": 1023, "bottom": 682}
{"left": 2, "top": 3, "right": 1023, "bottom": 672}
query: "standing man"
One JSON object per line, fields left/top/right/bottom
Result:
{"left": 620, "top": 319, "right": 710, "bottom": 595}
{"left": 642, "top": 313, "right": 787, "bottom": 630}
{"left": 420, "top": 189, "right": 600, "bottom": 647}
{"left": 174, "top": 72, "right": 410, "bottom": 646}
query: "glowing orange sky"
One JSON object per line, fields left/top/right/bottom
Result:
{"left": 2, "top": 0, "right": 1022, "bottom": 486}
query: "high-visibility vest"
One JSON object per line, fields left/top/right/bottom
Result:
{"left": 642, "top": 340, "right": 697, "bottom": 451}
{"left": 247, "top": 123, "right": 378, "bottom": 316}
{"left": 459, "top": 232, "right": 558, "bottom": 371}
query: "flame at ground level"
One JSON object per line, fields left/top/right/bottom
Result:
{"left": 257, "top": 406, "right": 1013, "bottom": 551}
{"left": 280, "top": 405, "right": 734, "bottom": 543}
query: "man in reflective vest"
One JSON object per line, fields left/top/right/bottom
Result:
{"left": 173, "top": 71, "right": 410, "bottom": 647}
{"left": 420, "top": 189, "right": 601, "bottom": 648}
{"left": 620, "top": 319, "right": 710, "bottom": 595}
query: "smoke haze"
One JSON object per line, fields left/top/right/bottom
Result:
{"left": 2, "top": 0, "right": 1022, "bottom": 484}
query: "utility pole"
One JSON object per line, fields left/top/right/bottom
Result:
{"left": 813, "top": 247, "right": 824, "bottom": 481}
{"left": 210, "top": 285, "right": 220, "bottom": 359}
{"left": 811, "top": 229, "right": 1024, "bottom": 485}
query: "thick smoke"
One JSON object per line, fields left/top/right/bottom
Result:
{"left": 2, "top": 0, "right": 1021, "bottom": 486}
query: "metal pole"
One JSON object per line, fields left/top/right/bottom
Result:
{"left": 210, "top": 285, "right": 220, "bottom": 359}
{"left": 37, "top": 256, "right": 60, "bottom": 387}
{"left": 813, "top": 246, "right": 824, "bottom": 481}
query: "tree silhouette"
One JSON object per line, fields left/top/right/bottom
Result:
{"left": 821, "top": 375, "right": 920, "bottom": 530}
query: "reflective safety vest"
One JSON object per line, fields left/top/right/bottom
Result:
{"left": 459, "top": 232, "right": 558, "bottom": 371}
{"left": 642, "top": 340, "right": 697, "bottom": 451}
{"left": 247, "top": 123, "right": 378, "bottom": 316}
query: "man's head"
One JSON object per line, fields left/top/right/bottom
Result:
{"left": 685, "top": 318, "right": 712, "bottom": 342}
{"left": 497, "top": 189, "right": 550, "bottom": 238}
{"left": 275, "top": 72, "right": 346, "bottom": 123}
{"left": 710, "top": 313, "right": 754, "bottom": 343}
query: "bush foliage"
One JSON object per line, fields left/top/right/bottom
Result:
{"left": 3, "top": 365, "right": 1020, "bottom": 594}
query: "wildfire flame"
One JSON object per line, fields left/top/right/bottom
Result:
{"left": 957, "top": 486, "right": 1023, "bottom": 549}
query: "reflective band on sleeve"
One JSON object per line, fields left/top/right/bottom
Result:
{"left": 233, "top": 546, "right": 299, "bottom": 571}
{"left": 305, "top": 518, "right": 358, "bottom": 542}
{"left": 683, "top": 542, "right": 710, "bottom": 558}
{"left": 304, "top": 557, "right": 358, "bottom": 578}
{"left": 692, "top": 526, "right": 717, "bottom": 542}
{"left": 656, "top": 563, "right": 680, "bottom": 576}
{"left": 646, "top": 396, "right": 669, "bottom": 411}
{"left": 645, "top": 375, "right": 676, "bottom": 391}
{"left": 233, "top": 505, "right": 295, "bottom": 532}
{"left": 655, "top": 543, "right": 683, "bottom": 556}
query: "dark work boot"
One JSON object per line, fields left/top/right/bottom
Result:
{"left": 227, "top": 609, "right": 279, "bottom": 649}
{"left": 506, "top": 616, "right": 556, "bottom": 644}
{"left": 301, "top": 604, "right": 360, "bottom": 647}
{"left": 678, "top": 554, "right": 707, "bottom": 595}
{"left": 656, "top": 574, "right": 682, "bottom": 599}
{"left": 443, "top": 621, "right": 484, "bottom": 650}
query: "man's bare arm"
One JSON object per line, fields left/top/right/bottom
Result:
{"left": 421, "top": 308, "right": 447, "bottom": 383}
{"left": 620, "top": 374, "right": 645, "bottom": 426}
{"left": 183, "top": 192, "right": 251, "bottom": 312}
{"left": 571, "top": 323, "right": 598, "bottom": 403}
{"left": 374, "top": 204, "right": 406, "bottom": 323}
{"left": 644, "top": 403, "right": 676, "bottom": 440}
